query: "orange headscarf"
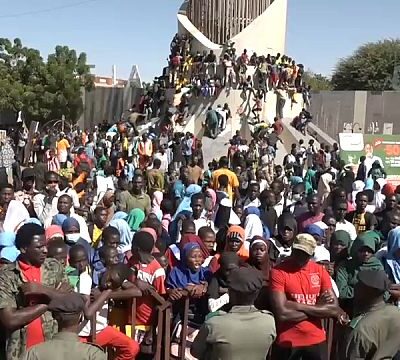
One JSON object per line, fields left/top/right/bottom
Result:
{"left": 226, "top": 225, "right": 249, "bottom": 261}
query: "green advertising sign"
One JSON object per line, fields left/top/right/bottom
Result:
{"left": 339, "top": 133, "right": 400, "bottom": 185}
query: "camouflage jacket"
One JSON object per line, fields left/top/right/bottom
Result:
{"left": 0, "top": 258, "right": 68, "bottom": 360}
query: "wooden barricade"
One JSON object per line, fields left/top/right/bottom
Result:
{"left": 89, "top": 290, "right": 172, "bottom": 360}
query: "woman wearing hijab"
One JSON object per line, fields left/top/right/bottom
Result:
{"left": 3, "top": 200, "right": 30, "bottom": 233}
{"left": 45, "top": 225, "right": 64, "bottom": 243}
{"left": 0, "top": 231, "right": 20, "bottom": 265}
{"left": 304, "top": 167, "right": 317, "bottom": 195}
{"left": 62, "top": 217, "right": 93, "bottom": 261}
{"left": 167, "top": 242, "right": 212, "bottom": 322}
{"left": 383, "top": 227, "right": 400, "bottom": 286}
{"left": 98, "top": 190, "right": 115, "bottom": 225}
{"left": 112, "top": 211, "right": 128, "bottom": 221}
{"left": 126, "top": 208, "right": 145, "bottom": 232}
{"left": 317, "top": 172, "right": 333, "bottom": 206}
{"left": 243, "top": 207, "right": 265, "bottom": 241}
{"left": 226, "top": 225, "right": 249, "bottom": 260}
{"left": 213, "top": 198, "right": 241, "bottom": 253}
{"left": 205, "top": 188, "right": 217, "bottom": 216}
{"left": 336, "top": 230, "right": 383, "bottom": 315}
{"left": 151, "top": 191, "right": 163, "bottom": 221}
{"left": 165, "top": 234, "right": 213, "bottom": 270}
{"left": 330, "top": 230, "right": 352, "bottom": 266}
{"left": 109, "top": 218, "right": 133, "bottom": 254}
{"left": 246, "top": 236, "right": 271, "bottom": 310}
{"left": 269, "top": 213, "right": 297, "bottom": 265}
{"left": 172, "top": 184, "right": 202, "bottom": 220}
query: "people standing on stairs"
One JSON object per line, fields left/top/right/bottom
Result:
{"left": 205, "top": 107, "right": 219, "bottom": 140}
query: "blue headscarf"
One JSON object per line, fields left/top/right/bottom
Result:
{"left": 172, "top": 184, "right": 202, "bottom": 220}
{"left": 24, "top": 218, "right": 43, "bottom": 227}
{"left": 167, "top": 242, "right": 212, "bottom": 289}
{"left": 245, "top": 206, "right": 261, "bottom": 216}
{"left": 112, "top": 211, "right": 128, "bottom": 221}
{"left": 109, "top": 219, "right": 133, "bottom": 253}
{"left": 0, "top": 246, "right": 20, "bottom": 262}
{"left": 290, "top": 176, "right": 304, "bottom": 186}
{"left": 0, "top": 232, "right": 16, "bottom": 248}
{"left": 364, "top": 177, "right": 374, "bottom": 190}
{"left": 62, "top": 217, "right": 80, "bottom": 232}
{"left": 53, "top": 214, "right": 68, "bottom": 227}
{"left": 385, "top": 227, "right": 400, "bottom": 283}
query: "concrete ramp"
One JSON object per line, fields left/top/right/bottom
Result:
{"left": 184, "top": 88, "right": 305, "bottom": 164}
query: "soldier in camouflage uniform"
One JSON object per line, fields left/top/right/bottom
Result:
{"left": 0, "top": 223, "right": 71, "bottom": 360}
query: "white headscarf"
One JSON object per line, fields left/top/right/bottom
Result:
{"left": 244, "top": 214, "right": 264, "bottom": 241}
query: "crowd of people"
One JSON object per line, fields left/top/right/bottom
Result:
{"left": 0, "top": 108, "right": 399, "bottom": 360}
{"left": 166, "top": 34, "right": 311, "bottom": 108}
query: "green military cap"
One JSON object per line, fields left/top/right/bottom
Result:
{"left": 48, "top": 293, "right": 86, "bottom": 314}
{"left": 228, "top": 267, "right": 263, "bottom": 294}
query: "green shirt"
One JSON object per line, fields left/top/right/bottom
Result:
{"left": 343, "top": 303, "right": 400, "bottom": 360}
{"left": 191, "top": 306, "right": 276, "bottom": 360}
{"left": 21, "top": 332, "right": 106, "bottom": 360}
{"left": 0, "top": 258, "right": 69, "bottom": 360}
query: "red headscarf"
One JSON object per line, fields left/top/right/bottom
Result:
{"left": 382, "top": 183, "right": 396, "bottom": 197}
{"left": 180, "top": 234, "right": 210, "bottom": 260}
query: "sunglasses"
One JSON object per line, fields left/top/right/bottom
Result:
{"left": 47, "top": 180, "right": 59, "bottom": 184}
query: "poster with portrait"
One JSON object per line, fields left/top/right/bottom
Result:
{"left": 339, "top": 133, "right": 400, "bottom": 186}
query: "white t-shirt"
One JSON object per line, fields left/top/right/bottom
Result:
{"left": 77, "top": 272, "right": 108, "bottom": 336}
{"left": 335, "top": 220, "right": 357, "bottom": 241}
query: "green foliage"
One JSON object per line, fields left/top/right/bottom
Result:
{"left": 303, "top": 71, "right": 333, "bottom": 91}
{"left": 332, "top": 39, "right": 400, "bottom": 91}
{"left": 0, "top": 37, "right": 94, "bottom": 124}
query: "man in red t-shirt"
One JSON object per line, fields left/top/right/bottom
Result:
{"left": 272, "top": 117, "right": 284, "bottom": 136}
{"left": 270, "top": 233, "right": 344, "bottom": 359}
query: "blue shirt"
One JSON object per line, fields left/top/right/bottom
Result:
{"left": 173, "top": 180, "right": 186, "bottom": 201}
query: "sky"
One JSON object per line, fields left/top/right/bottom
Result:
{"left": 0, "top": 0, "right": 400, "bottom": 81}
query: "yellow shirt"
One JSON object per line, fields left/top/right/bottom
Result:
{"left": 92, "top": 224, "right": 103, "bottom": 248}
{"left": 56, "top": 139, "right": 70, "bottom": 153}
{"left": 212, "top": 168, "right": 239, "bottom": 201}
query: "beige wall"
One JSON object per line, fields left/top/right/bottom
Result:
{"left": 177, "top": 0, "right": 287, "bottom": 58}
{"left": 230, "top": 0, "right": 287, "bottom": 57}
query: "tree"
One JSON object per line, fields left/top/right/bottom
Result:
{"left": 331, "top": 39, "right": 400, "bottom": 91}
{"left": 302, "top": 70, "right": 332, "bottom": 91}
{"left": 0, "top": 37, "right": 94, "bottom": 124}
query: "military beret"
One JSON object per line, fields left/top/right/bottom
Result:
{"left": 357, "top": 270, "right": 390, "bottom": 293}
{"left": 48, "top": 292, "right": 86, "bottom": 314}
{"left": 228, "top": 267, "right": 263, "bottom": 294}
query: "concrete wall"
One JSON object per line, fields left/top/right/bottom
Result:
{"left": 310, "top": 90, "right": 400, "bottom": 139}
{"left": 79, "top": 86, "right": 142, "bottom": 130}
{"left": 230, "top": 0, "right": 287, "bottom": 56}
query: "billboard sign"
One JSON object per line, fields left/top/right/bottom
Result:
{"left": 339, "top": 133, "right": 400, "bottom": 186}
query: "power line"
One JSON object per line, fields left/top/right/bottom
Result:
{"left": 0, "top": 0, "right": 103, "bottom": 19}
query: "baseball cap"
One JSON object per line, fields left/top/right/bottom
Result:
{"left": 357, "top": 270, "right": 389, "bottom": 293}
{"left": 292, "top": 233, "right": 317, "bottom": 256}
